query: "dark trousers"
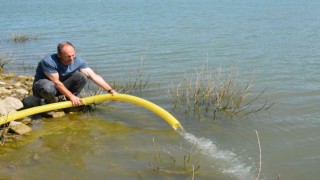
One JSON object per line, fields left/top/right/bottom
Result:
{"left": 32, "top": 72, "right": 88, "bottom": 103}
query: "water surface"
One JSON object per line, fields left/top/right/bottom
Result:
{"left": 1, "top": 0, "right": 320, "bottom": 179}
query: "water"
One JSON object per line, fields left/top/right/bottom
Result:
{"left": 1, "top": 0, "right": 320, "bottom": 179}
{"left": 180, "top": 129, "right": 255, "bottom": 180}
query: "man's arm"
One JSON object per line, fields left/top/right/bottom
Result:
{"left": 46, "top": 72, "right": 83, "bottom": 106}
{"left": 80, "top": 68, "right": 117, "bottom": 95}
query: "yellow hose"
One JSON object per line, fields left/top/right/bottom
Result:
{"left": 0, "top": 94, "right": 182, "bottom": 130}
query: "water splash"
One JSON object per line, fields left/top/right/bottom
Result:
{"left": 175, "top": 127, "right": 254, "bottom": 180}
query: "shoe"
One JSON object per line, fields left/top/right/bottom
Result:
{"left": 56, "top": 95, "right": 67, "bottom": 102}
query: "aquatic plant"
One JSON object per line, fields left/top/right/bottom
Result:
{"left": 149, "top": 137, "right": 200, "bottom": 179}
{"left": 113, "top": 53, "right": 150, "bottom": 94}
{"left": 0, "top": 127, "right": 8, "bottom": 145}
{"left": 0, "top": 54, "right": 13, "bottom": 71}
{"left": 86, "top": 54, "right": 150, "bottom": 97}
{"left": 167, "top": 61, "right": 273, "bottom": 119}
{"left": 0, "top": 114, "right": 10, "bottom": 146}
{"left": 10, "top": 33, "right": 39, "bottom": 43}
{"left": 0, "top": 53, "right": 13, "bottom": 72}
{"left": 80, "top": 56, "right": 150, "bottom": 111}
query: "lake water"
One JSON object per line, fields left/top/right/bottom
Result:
{"left": 1, "top": 0, "right": 320, "bottom": 179}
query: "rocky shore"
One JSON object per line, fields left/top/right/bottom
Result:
{"left": 0, "top": 73, "right": 32, "bottom": 100}
{"left": 0, "top": 73, "right": 46, "bottom": 139}
{"left": 0, "top": 72, "right": 89, "bottom": 144}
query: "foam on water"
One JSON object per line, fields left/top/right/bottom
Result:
{"left": 177, "top": 127, "right": 254, "bottom": 180}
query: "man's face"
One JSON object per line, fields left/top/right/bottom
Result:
{"left": 58, "top": 45, "right": 76, "bottom": 65}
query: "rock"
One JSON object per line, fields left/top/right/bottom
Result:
{"left": 4, "top": 97, "right": 23, "bottom": 110}
{"left": 0, "top": 73, "right": 37, "bottom": 142}
{"left": 44, "top": 111, "right": 65, "bottom": 118}
{"left": 13, "top": 82, "right": 22, "bottom": 88}
{"left": 1, "top": 73, "right": 16, "bottom": 80}
{"left": 17, "top": 75, "right": 34, "bottom": 82}
{"left": 16, "top": 89, "right": 29, "bottom": 96}
{"left": 0, "top": 97, "right": 23, "bottom": 116}
{"left": 20, "top": 117, "right": 32, "bottom": 125}
{"left": 0, "top": 106, "right": 8, "bottom": 117}
{"left": 0, "top": 73, "right": 33, "bottom": 100}
{"left": 0, "top": 87, "right": 11, "bottom": 95}
{"left": 32, "top": 153, "right": 40, "bottom": 161}
{"left": 6, "top": 85, "right": 13, "bottom": 89}
{"left": 9, "top": 121, "right": 32, "bottom": 135}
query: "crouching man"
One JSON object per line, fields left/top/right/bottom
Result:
{"left": 32, "top": 41, "right": 117, "bottom": 107}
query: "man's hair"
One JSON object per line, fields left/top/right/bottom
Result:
{"left": 57, "top": 42, "right": 75, "bottom": 54}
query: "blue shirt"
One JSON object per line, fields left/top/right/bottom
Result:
{"left": 34, "top": 54, "right": 88, "bottom": 83}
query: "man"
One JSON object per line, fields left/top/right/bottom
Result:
{"left": 33, "top": 41, "right": 117, "bottom": 107}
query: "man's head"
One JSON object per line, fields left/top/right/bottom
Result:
{"left": 57, "top": 42, "right": 76, "bottom": 65}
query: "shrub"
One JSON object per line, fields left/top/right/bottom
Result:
{"left": 167, "top": 61, "right": 273, "bottom": 119}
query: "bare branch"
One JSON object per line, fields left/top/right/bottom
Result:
{"left": 255, "top": 130, "right": 262, "bottom": 180}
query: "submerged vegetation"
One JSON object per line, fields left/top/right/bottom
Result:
{"left": 0, "top": 33, "right": 272, "bottom": 120}
{"left": 10, "top": 33, "right": 39, "bottom": 43}
{"left": 113, "top": 53, "right": 150, "bottom": 94}
{"left": 0, "top": 32, "right": 39, "bottom": 72}
{"left": 0, "top": 47, "right": 272, "bottom": 121}
{"left": 81, "top": 55, "right": 150, "bottom": 110}
{"left": 0, "top": 43, "right": 271, "bottom": 178}
{"left": 1, "top": 32, "right": 272, "bottom": 120}
{"left": 167, "top": 61, "right": 273, "bottom": 119}
{"left": 86, "top": 54, "right": 150, "bottom": 97}
{"left": 84, "top": 58, "right": 273, "bottom": 120}
{"left": 0, "top": 53, "right": 13, "bottom": 73}
{"left": 150, "top": 138, "right": 200, "bottom": 179}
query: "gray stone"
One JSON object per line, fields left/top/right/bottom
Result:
{"left": 0, "top": 106, "right": 8, "bottom": 116}
{"left": 44, "top": 111, "right": 65, "bottom": 118}
{"left": 0, "top": 87, "right": 11, "bottom": 95}
{"left": 0, "top": 97, "right": 23, "bottom": 116}
{"left": 9, "top": 121, "right": 32, "bottom": 135}
{"left": 20, "top": 117, "right": 32, "bottom": 124}
{"left": 16, "top": 89, "right": 29, "bottom": 96}
{"left": 32, "top": 153, "right": 40, "bottom": 161}
{"left": 17, "top": 75, "right": 34, "bottom": 82}
{"left": 13, "top": 82, "right": 22, "bottom": 88}
{"left": 4, "top": 97, "right": 23, "bottom": 110}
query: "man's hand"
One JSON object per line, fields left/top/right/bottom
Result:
{"left": 110, "top": 89, "right": 118, "bottom": 96}
{"left": 81, "top": 68, "right": 119, "bottom": 96}
{"left": 69, "top": 95, "right": 82, "bottom": 106}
